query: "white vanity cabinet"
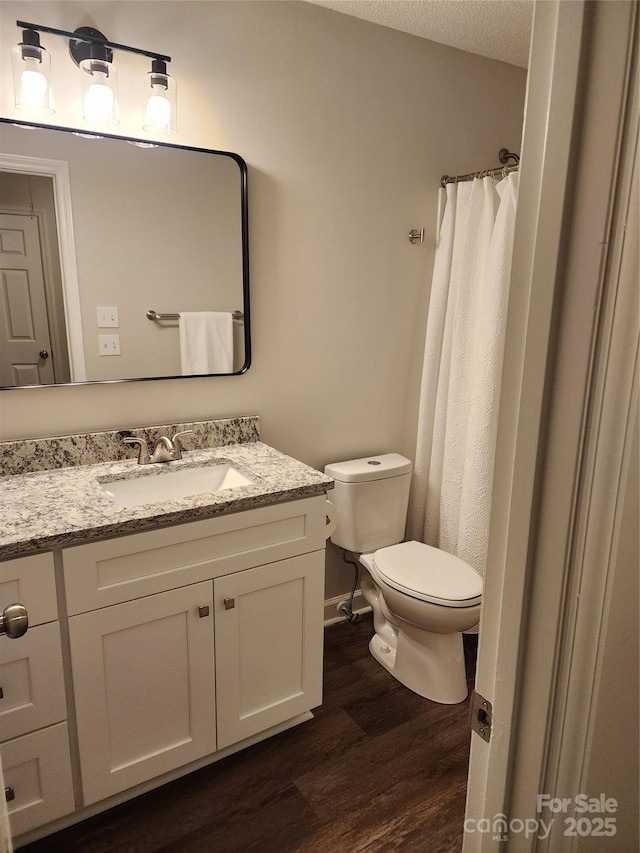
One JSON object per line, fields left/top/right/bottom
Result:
{"left": 62, "top": 495, "right": 326, "bottom": 807}
{"left": 0, "top": 553, "right": 75, "bottom": 836}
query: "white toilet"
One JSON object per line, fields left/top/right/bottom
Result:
{"left": 324, "top": 453, "right": 483, "bottom": 704}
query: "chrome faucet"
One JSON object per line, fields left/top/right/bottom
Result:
{"left": 124, "top": 430, "right": 193, "bottom": 464}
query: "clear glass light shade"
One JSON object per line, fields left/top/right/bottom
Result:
{"left": 12, "top": 45, "right": 54, "bottom": 114}
{"left": 143, "top": 71, "right": 176, "bottom": 135}
{"left": 80, "top": 58, "right": 119, "bottom": 124}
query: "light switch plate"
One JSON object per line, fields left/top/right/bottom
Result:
{"left": 97, "top": 306, "right": 119, "bottom": 327}
{"left": 98, "top": 334, "right": 121, "bottom": 356}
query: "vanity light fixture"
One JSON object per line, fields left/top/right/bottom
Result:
{"left": 12, "top": 20, "right": 176, "bottom": 134}
{"left": 143, "top": 59, "right": 177, "bottom": 135}
{"left": 69, "top": 27, "right": 119, "bottom": 125}
{"left": 11, "top": 28, "right": 55, "bottom": 114}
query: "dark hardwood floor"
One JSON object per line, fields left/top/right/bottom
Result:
{"left": 20, "top": 615, "right": 477, "bottom": 853}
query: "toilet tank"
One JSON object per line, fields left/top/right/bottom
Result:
{"left": 324, "top": 454, "right": 412, "bottom": 553}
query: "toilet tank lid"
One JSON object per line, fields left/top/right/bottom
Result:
{"left": 324, "top": 453, "right": 412, "bottom": 483}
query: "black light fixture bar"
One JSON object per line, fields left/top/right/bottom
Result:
{"left": 16, "top": 20, "right": 171, "bottom": 62}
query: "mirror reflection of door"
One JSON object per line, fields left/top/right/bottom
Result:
{"left": 0, "top": 173, "right": 71, "bottom": 386}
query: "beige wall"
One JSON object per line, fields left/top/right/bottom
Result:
{"left": 0, "top": 0, "right": 526, "bottom": 597}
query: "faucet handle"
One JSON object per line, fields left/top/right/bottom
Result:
{"left": 124, "top": 437, "right": 151, "bottom": 465}
{"left": 170, "top": 430, "right": 193, "bottom": 460}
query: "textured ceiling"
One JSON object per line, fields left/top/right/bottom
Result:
{"left": 305, "top": 0, "right": 533, "bottom": 68}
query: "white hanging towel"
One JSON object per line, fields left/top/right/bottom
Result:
{"left": 179, "top": 312, "right": 234, "bottom": 374}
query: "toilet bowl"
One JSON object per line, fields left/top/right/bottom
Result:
{"left": 359, "top": 542, "right": 482, "bottom": 703}
{"left": 325, "top": 453, "right": 483, "bottom": 704}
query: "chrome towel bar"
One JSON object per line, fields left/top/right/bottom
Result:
{"left": 146, "top": 309, "right": 244, "bottom": 323}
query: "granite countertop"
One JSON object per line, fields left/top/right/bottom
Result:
{"left": 0, "top": 441, "right": 334, "bottom": 559}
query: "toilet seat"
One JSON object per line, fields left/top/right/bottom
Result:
{"left": 372, "top": 541, "right": 483, "bottom": 608}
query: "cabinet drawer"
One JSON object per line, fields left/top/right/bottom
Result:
{"left": 0, "top": 553, "right": 57, "bottom": 626}
{"left": 2, "top": 722, "right": 75, "bottom": 837}
{"left": 0, "top": 621, "right": 67, "bottom": 742}
{"left": 63, "top": 495, "right": 327, "bottom": 615}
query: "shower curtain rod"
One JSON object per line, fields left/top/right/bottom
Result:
{"left": 440, "top": 148, "right": 520, "bottom": 188}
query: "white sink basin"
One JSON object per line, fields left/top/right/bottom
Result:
{"left": 99, "top": 463, "right": 253, "bottom": 508}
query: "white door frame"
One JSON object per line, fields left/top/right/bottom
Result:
{"left": 464, "top": 1, "right": 638, "bottom": 850}
{"left": 0, "top": 153, "right": 86, "bottom": 382}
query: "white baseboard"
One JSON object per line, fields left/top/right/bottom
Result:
{"left": 323, "top": 591, "right": 371, "bottom": 626}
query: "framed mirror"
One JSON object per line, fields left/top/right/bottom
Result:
{"left": 0, "top": 118, "right": 250, "bottom": 387}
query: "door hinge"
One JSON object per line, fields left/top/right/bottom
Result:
{"left": 470, "top": 690, "right": 492, "bottom": 742}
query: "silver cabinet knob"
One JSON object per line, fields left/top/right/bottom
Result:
{"left": 0, "top": 604, "right": 29, "bottom": 639}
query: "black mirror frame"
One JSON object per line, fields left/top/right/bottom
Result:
{"left": 0, "top": 116, "right": 251, "bottom": 388}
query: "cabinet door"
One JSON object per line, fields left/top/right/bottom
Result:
{"left": 68, "top": 582, "right": 216, "bottom": 805}
{"left": 215, "top": 551, "right": 324, "bottom": 749}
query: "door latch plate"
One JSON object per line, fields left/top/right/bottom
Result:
{"left": 470, "top": 690, "right": 492, "bottom": 742}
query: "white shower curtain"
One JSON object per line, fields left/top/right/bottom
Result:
{"left": 407, "top": 172, "right": 519, "bottom": 576}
